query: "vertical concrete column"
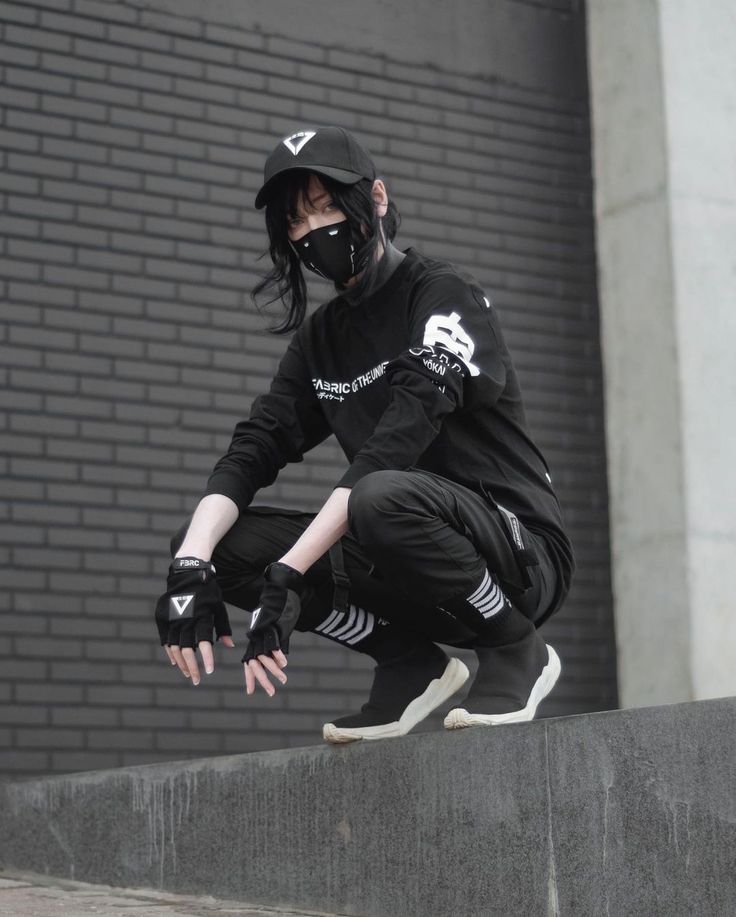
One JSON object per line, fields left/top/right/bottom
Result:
{"left": 587, "top": 0, "right": 736, "bottom": 706}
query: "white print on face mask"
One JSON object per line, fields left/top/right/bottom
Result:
{"left": 422, "top": 312, "right": 481, "bottom": 377}
{"left": 312, "top": 361, "right": 389, "bottom": 399}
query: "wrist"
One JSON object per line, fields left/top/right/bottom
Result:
{"left": 175, "top": 542, "right": 213, "bottom": 562}
{"left": 278, "top": 545, "right": 309, "bottom": 573}
{"left": 265, "top": 561, "right": 304, "bottom": 593}
{"left": 171, "top": 556, "right": 215, "bottom": 575}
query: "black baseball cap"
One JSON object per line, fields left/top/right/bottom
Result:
{"left": 254, "top": 126, "right": 377, "bottom": 209}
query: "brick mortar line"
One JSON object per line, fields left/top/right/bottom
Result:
{"left": 1, "top": 141, "right": 591, "bottom": 214}
{"left": 1, "top": 92, "right": 588, "bottom": 176}
{"left": 1, "top": 226, "right": 592, "bottom": 267}
{"left": 3, "top": 15, "right": 588, "bottom": 118}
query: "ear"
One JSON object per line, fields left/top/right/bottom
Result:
{"left": 371, "top": 179, "right": 389, "bottom": 219}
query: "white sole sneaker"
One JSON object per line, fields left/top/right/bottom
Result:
{"left": 323, "top": 657, "right": 470, "bottom": 745}
{"left": 443, "top": 644, "right": 561, "bottom": 730}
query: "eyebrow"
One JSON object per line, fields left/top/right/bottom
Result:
{"left": 288, "top": 191, "right": 332, "bottom": 218}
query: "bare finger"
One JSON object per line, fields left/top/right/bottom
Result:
{"left": 219, "top": 635, "right": 235, "bottom": 648}
{"left": 258, "top": 653, "right": 287, "bottom": 685}
{"left": 164, "top": 645, "right": 177, "bottom": 666}
{"left": 244, "top": 661, "right": 256, "bottom": 695}
{"left": 170, "top": 645, "right": 191, "bottom": 679}
{"left": 182, "top": 647, "right": 200, "bottom": 686}
{"left": 248, "top": 659, "right": 276, "bottom": 697}
{"left": 272, "top": 649, "right": 288, "bottom": 669}
{"left": 198, "top": 641, "right": 214, "bottom": 674}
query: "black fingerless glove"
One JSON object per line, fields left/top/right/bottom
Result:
{"left": 242, "top": 562, "right": 304, "bottom": 662}
{"left": 154, "top": 556, "right": 233, "bottom": 649}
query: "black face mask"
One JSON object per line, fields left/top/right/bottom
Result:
{"left": 291, "top": 220, "right": 366, "bottom": 285}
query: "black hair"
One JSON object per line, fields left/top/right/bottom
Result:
{"left": 252, "top": 171, "right": 401, "bottom": 333}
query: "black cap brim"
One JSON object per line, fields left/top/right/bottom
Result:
{"left": 254, "top": 165, "right": 366, "bottom": 209}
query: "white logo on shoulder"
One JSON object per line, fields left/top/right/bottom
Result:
{"left": 423, "top": 312, "right": 481, "bottom": 377}
{"left": 283, "top": 131, "right": 316, "bottom": 156}
{"left": 171, "top": 595, "right": 194, "bottom": 615}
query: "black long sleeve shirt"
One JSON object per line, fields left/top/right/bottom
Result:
{"left": 206, "top": 248, "right": 574, "bottom": 595}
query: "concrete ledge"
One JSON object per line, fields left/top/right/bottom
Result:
{"left": 2, "top": 699, "right": 735, "bottom": 917}
{"left": 0, "top": 871, "right": 345, "bottom": 917}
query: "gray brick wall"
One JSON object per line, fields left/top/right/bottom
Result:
{"left": 0, "top": 0, "right": 615, "bottom": 776}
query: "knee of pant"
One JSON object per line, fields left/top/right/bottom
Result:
{"left": 348, "top": 469, "right": 406, "bottom": 543}
{"left": 210, "top": 531, "right": 264, "bottom": 606}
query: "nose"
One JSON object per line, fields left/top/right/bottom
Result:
{"left": 305, "top": 213, "right": 327, "bottom": 232}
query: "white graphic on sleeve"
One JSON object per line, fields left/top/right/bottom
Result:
{"left": 283, "top": 131, "right": 316, "bottom": 155}
{"left": 422, "top": 312, "right": 481, "bottom": 376}
{"left": 409, "top": 345, "right": 461, "bottom": 375}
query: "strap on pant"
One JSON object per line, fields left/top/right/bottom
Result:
{"left": 328, "top": 540, "right": 351, "bottom": 615}
{"left": 496, "top": 503, "right": 539, "bottom": 591}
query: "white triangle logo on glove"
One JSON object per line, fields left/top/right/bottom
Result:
{"left": 172, "top": 594, "right": 194, "bottom": 615}
{"left": 250, "top": 607, "right": 261, "bottom": 628}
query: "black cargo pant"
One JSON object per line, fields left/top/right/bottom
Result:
{"left": 171, "top": 469, "right": 559, "bottom": 651}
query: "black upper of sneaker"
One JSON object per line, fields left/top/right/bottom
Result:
{"left": 329, "top": 643, "right": 449, "bottom": 728}
{"left": 462, "top": 629, "right": 550, "bottom": 715}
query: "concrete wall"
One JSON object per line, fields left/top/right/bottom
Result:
{"left": 2, "top": 698, "right": 735, "bottom": 916}
{"left": 586, "top": 0, "right": 736, "bottom": 706}
{"left": 0, "top": 0, "right": 614, "bottom": 775}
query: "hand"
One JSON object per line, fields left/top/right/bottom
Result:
{"left": 154, "top": 556, "right": 234, "bottom": 685}
{"left": 242, "top": 562, "right": 303, "bottom": 697}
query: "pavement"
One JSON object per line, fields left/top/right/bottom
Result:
{"left": 0, "top": 873, "right": 353, "bottom": 917}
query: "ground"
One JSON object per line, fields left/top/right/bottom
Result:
{"left": 0, "top": 873, "right": 351, "bottom": 917}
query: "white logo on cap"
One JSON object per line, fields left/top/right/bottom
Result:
{"left": 283, "top": 131, "right": 316, "bottom": 156}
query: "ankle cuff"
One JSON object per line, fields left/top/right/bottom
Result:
{"left": 474, "top": 604, "right": 534, "bottom": 647}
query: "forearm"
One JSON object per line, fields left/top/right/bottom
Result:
{"left": 279, "top": 486, "right": 350, "bottom": 574}
{"left": 175, "top": 493, "right": 240, "bottom": 562}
